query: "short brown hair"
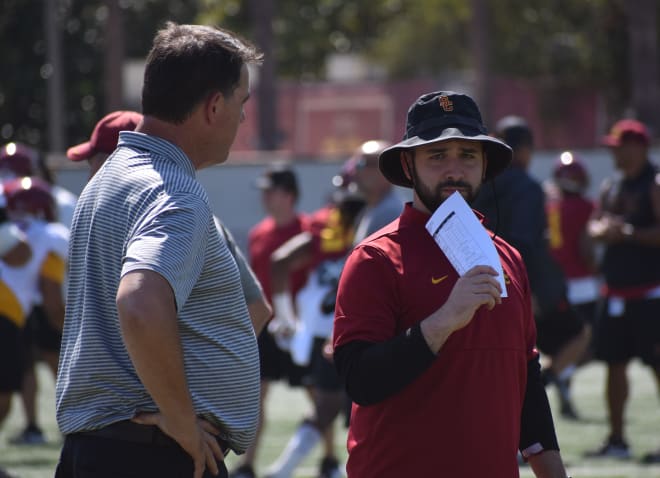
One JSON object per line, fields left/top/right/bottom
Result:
{"left": 142, "top": 22, "right": 263, "bottom": 124}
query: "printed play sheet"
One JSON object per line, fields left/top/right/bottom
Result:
{"left": 425, "top": 191, "right": 507, "bottom": 297}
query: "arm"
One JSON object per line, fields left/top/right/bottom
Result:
{"left": 247, "top": 299, "right": 272, "bottom": 335}
{"left": 622, "top": 181, "right": 660, "bottom": 246}
{"left": 578, "top": 228, "right": 597, "bottom": 272}
{"left": 268, "top": 231, "right": 314, "bottom": 337}
{"left": 117, "top": 270, "right": 222, "bottom": 477}
{"left": 0, "top": 221, "right": 31, "bottom": 267}
{"left": 270, "top": 231, "right": 314, "bottom": 295}
{"left": 333, "top": 324, "right": 435, "bottom": 405}
{"left": 39, "top": 278, "right": 65, "bottom": 331}
{"left": 117, "top": 270, "right": 194, "bottom": 430}
{"left": 528, "top": 451, "right": 569, "bottom": 478}
{"left": 120, "top": 199, "right": 227, "bottom": 478}
{"left": 519, "top": 356, "right": 561, "bottom": 457}
{"left": 216, "top": 219, "right": 272, "bottom": 333}
{"left": 38, "top": 251, "right": 66, "bottom": 330}
{"left": 334, "top": 256, "right": 501, "bottom": 405}
{"left": 590, "top": 180, "right": 660, "bottom": 246}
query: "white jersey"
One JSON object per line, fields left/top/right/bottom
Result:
{"left": 290, "top": 257, "right": 345, "bottom": 366}
{"left": 52, "top": 184, "right": 78, "bottom": 229}
{"left": 0, "top": 219, "right": 69, "bottom": 327}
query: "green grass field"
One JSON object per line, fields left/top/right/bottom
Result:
{"left": 1, "top": 361, "right": 658, "bottom": 477}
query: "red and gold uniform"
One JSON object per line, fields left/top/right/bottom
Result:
{"left": 248, "top": 214, "right": 310, "bottom": 302}
{"left": 547, "top": 195, "right": 595, "bottom": 280}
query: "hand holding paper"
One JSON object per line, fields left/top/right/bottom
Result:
{"left": 425, "top": 191, "right": 507, "bottom": 297}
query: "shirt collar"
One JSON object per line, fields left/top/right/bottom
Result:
{"left": 399, "top": 202, "right": 486, "bottom": 228}
{"left": 117, "top": 131, "right": 196, "bottom": 178}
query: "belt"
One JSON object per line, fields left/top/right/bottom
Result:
{"left": 77, "top": 420, "right": 231, "bottom": 456}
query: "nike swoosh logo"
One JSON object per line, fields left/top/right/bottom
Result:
{"left": 431, "top": 275, "right": 449, "bottom": 285}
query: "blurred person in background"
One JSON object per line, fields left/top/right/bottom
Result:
{"left": 0, "top": 142, "right": 77, "bottom": 228}
{"left": 0, "top": 194, "right": 34, "bottom": 478}
{"left": 586, "top": 119, "right": 660, "bottom": 462}
{"left": 231, "top": 164, "right": 318, "bottom": 478}
{"left": 67, "top": 109, "right": 271, "bottom": 334}
{"left": 545, "top": 151, "right": 598, "bottom": 418}
{"left": 3, "top": 176, "right": 69, "bottom": 446}
{"left": 262, "top": 186, "right": 365, "bottom": 478}
{"left": 66, "top": 110, "right": 143, "bottom": 179}
{"left": 330, "top": 139, "right": 405, "bottom": 430}
{"left": 348, "top": 140, "right": 404, "bottom": 245}
{"left": 473, "top": 116, "right": 590, "bottom": 417}
{"left": 55, "top": 22, "right": 263, "bottom": 478}
{"left": 333, "top": 91, "right": 569, "bottom": 477}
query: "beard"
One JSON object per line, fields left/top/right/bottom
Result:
{"left": 413, "top": 172, "right": 479, "bottom": 213}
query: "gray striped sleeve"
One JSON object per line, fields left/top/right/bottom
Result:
{"left": 123, "top": 192, "right": 210, "bottom": 311}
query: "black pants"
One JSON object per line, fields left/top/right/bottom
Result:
{"left": 55, "top": 422, "right": 229, "bottom": 478}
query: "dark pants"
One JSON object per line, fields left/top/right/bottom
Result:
{"left": 55, "top": 421, "right": 229, "bottom": 478}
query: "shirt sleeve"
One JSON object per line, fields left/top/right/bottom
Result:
{"left": 217, "top": 218, "right": 264, "bottom": 304}
{"left": 334, "top": 244, "right": 401, "bottom": 346}
{"left": 519, "top": 355, "right": 560, "bottom": 453}
{"left": 333, "top": 244, "right": 438, "bottom": 404}
{"left": 333, "top": 323, "right": 436, "bottom": 405}
{"left": 122, "top": 192, "right": 210, "bottom": 311}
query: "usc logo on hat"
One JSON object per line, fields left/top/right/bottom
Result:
{"left": 439, "top": 95, "right": 454, "bottom": 112}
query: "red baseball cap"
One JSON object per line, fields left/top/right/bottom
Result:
{"left": 67, "top": 110, "right": 143, "bottom": 161}
{"left": 602, "top": 119, "right": 650, "bottom": 147}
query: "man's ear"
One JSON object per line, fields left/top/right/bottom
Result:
{"left": 400, "top": 150, "right": 413, "bottom": 181}
{"left": 205, "top": 91, "right": 224, "bottom": 124}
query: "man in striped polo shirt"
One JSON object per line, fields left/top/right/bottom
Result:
{"left": 55, "top": 23, "right": 263, "bottom": 478}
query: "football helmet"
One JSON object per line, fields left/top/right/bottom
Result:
{"left": 0, "top": 142, "right": 38, "bottom": 179}
{"left": 553, "top": 151, "right": 589, "bottom": 194}
{"left": 3, "top": 176, "right": 56, "bottom": 222}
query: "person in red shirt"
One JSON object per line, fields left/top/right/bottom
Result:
{"left": 545, "top": 151, "right": 598, "bottom": 418}
{"left": 333, "top": 91, "right": 570, "bottom": 478}
{"left": 233, "top": 164, "right": 320, "bottom": 478}
{"left": 263, "top": 188, "right": 365, "bottom": 478}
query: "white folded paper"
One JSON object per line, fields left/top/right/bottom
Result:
{"left": 425, "top": 191, "right": 507, "bottom": 297}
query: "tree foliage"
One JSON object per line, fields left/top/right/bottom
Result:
{"left": 0, "top": 0, "right": 198, "bottom": 151}
{"left": 0, "top": 0, "right": 655, "bottom": 151}
{"left": 199, "top": 0, "right": 406, "bottom": 80}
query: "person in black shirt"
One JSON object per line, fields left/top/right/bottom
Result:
{"left": 586, "top": 119, "right": 660, "bottom": 462}
{"left": 472, "top": 116, "right": 590, "bottom": 419}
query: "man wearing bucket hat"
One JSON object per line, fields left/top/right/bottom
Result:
{"left": 333, "top": 91, "right": 569, "bottom": 477}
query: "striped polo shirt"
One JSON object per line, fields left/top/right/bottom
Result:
{"left": 55, "top": 132, "right": 260, "bottom": 452}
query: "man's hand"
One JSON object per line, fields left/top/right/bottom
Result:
{"left": 269, "top": 292, "right": 298, "bottom": 350}
{"left": 132, "top": 412, "right": 225, "bottom": 478}
{"left": 421, "top": 265, "right": 502, "bottom": 354}
{"left": 588, "top": 214, "right": 631, "bottom": 244}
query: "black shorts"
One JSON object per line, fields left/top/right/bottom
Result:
{"left": 308, "top": 337, "right": 343, "bottom": 392}
{"left": 572, "top": 301, "right": 598, "bottom": 326}
{"left": 594, "top": 297, "right": 660, "bottom": 367}
{"left": 535, "top": 304, "right": 585, "bottom": 357}
{"left": 0, "top": 316, "right": 25, "bottom": 392}
{"left": 23, "top": 305, "right": 62, "bottom": 356}
{"left": 258, "top": 329, "right": 311, "bottom": 386}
